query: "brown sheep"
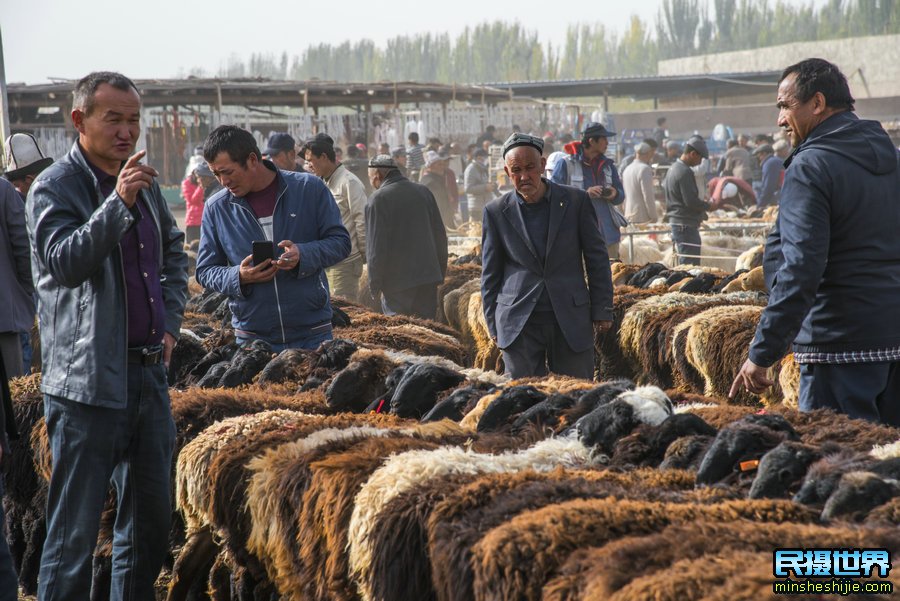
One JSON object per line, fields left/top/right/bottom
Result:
{"left": 335, "top": 323, "right": 466, "bottom": 365}
{"left": 467, "top": 292, "right": 502, "bottom": 372}
{"left": 426, "top": 468, "right": 699, "bottom": 601}
{"left": 778, "top": 352, "right": 800, "bottom": 409}
{"left": 595, "top": 286, "right": 661, "bottom": 380}
{"left": 636, "top": 296, "right": 764, "bottom": 388}
{"left": 296, "top": 422, "right": 472, "bottom": 601}
{"left": 542, "top": 519, "right": 900, "bottom": 601}
{"left": 443, "top": 279, "right": 480, "bottom": 362}
{"left": 244, "top": 420, "right": 466, "bottom": 599}
{"left": 469, "top": 497, "right": 817, "bottom": 601}
{"left": 683, "top": 304, "right": 765, "bottom": 404}
{"left": 436, "top": 264, "right": 482, "bottom": 323}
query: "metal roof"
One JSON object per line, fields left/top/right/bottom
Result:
{"left": 481, "top": 71, "right": 782, "bottom": 100}
{"left": 7, "top": 78, "right": 511, "bottom": 110}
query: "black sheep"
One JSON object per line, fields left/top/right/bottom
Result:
{"left": 712, "top": 269, "right": 748, "bottom": 292}
{"left": 679, "top": 272, "right": 718, "bottom": 293}
{"left": 422, "top": 386, "right": 493, "bottom": 423}
{"left": 749, "top": 441, "right": 824, "bottom": 499}
{"left": 664, "top": 270, "right": 693, "bottom": 287}
{"left": 659, "top": 434, "right": 715, "bottom": 470}
{"left": 364, "top": 364, "right": 410, "bottom": 414}
{"left": 696, "top": 413, "right": 799, "bottom": 485}
{"left": 510, "top": 394, "right": 576, "bottom": 434}
{"left": 196, "top": 361, "right": 231, "bottom": 388}
{"left": 326, "top": 354, "right": 396, "bottom": 412}
{"left": 186, "top": 289, "right": 227, "bottom": 314}
{"left": 574, "top": 387, "right": 673, "bottom": 455}
{"left": 218, "top": 339, "right": 274, "bottom": 388}
{"left": 795, "top": 453, "right": 900, "bottom": 507}
{"left": 610, "top": 412, "right": 717, "bottom": 468}
{"left": 390, "top": 363, "right": 467, "bottom": 418}
{"left": 311, "top": 338, "right": 359, "bottom": 370}
{"left": 821, "top": 470, "right": 900, "bottom": 522}
{"left": 331, "top": 305, "right": 352, "bottom": 328}
{"left": 626, "top": 263, "right": 667, "bottom": 288}
{"left": 256, "top": 349, "right": 309, "bottom": 386}
{"left": 558, "top": 379, "right": 635, "bottom": 429}
{"left": 476, "top": 385, "right": 547, "bottom": 433}
{"left": 167, "top": 334, "right": 207, "bottom": 387}
{"left": 189, "top": 343, "right": 238, "bottom": 384}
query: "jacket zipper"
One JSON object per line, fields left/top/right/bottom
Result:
{"left": 232, "top": 180, "right": 289, "bottom": 345}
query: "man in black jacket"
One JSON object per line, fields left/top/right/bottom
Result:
{"left": 731, "top": 58, "right": 900, "bottom": 426}
{"left": 365, "top": 155, "right": 447, "bottom": 319}
{"left": 663, "top": 135, "right": 710, "bottom": 265}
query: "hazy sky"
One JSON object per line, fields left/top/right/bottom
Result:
{"left": 3, "top": 0, "right": 822, "bottom": 84}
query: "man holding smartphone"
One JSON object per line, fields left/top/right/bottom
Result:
{"left": 196, "top": 126, "right": 350, "bottom": 351}
{"left": 551, "top": 122, "right": 625, "bottom": 260}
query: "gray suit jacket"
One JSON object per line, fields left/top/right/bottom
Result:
{"left": 481, "top": 180, "right": 613, "bottom": 352}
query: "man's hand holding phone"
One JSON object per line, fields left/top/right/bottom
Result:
{"left": 239, "top": 240, "right": 301, "bottom": 285}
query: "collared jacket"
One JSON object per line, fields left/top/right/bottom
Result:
{"left": 550, "top": 147, "right": 625, "bottom": 244}
{"left": 324, "top": 164, "right": 367, "bottom": 264}
{"left": 481, "top": 179, "right": 613, "bottom": 352}
{"left": 749, "top": 111, "right": 900, "bottom": 366}
{"left": 663, "top": 159, "right": 709, "bottom": 227}
{"left": 196, "top": 163, "right": 350, "bottom": 345}
{"left": 26, "top": 143, "right": 188, "bottom": 407}
{"left": 0, "top": 178, "right": 34, "bottom": 334}
{"left": 365, "top": 170, "right": 447, "bottom": 296}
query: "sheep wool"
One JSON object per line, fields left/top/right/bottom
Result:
{"left": 347, "top": 436, "right": 601, "bottom": 601}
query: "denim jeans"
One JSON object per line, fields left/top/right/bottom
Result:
{"left": 670, "top": 224, "right": 702, "bottom": 266}
{"left": 39, "top": 362, "right": 175, "bottom": 601}
{"left": 0, "top": 477, "right": 18, "bottom": 601}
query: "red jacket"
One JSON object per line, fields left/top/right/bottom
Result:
{"left": 181, "top": 177, "right": 205, "bottom": 227}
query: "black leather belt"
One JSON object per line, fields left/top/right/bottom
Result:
{"left": 128, "top": 346, "right": 163, "bottom": 366}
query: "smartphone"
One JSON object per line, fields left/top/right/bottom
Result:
{"left": 252, "top": 240, "right": 276, "bottom": 266}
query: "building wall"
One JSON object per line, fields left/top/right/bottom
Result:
{"left": 658, "top": 34, "right": 900, "bottom": 99}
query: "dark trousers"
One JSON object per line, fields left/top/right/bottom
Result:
{"left": 381, "top": 283, "right": 438, "bottom": 320}
{"left": 670, "top": 224, "right": 702, "bottom": 266}
{"left": 501, "top": 312, "right": 594, "bottom": 380}
{"left": 799, "top": 361, "right": 900, "bottom": 427}
{"left": 39, "top": 362, "right": 175, "bottom": 601}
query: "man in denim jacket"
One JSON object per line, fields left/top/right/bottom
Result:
{"left": 197, "top": 126, "right": 350, "bottom": 351}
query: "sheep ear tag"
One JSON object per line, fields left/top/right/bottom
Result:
{"left": 739, "top": 459, "right": 760, "bottom": 472}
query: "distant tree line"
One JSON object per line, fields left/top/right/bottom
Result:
{"left": 185, "top": 0, "right": 898, "bottom": 82}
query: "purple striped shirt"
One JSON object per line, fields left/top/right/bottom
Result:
{"left": 85, "top": 152, "right": 165, "bottom": 347}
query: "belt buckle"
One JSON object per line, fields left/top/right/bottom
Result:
{"left": 140, "top": 347, "right": 161, "bottom": 366}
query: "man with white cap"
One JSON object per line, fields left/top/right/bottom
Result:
{"left": 4, "top": 133, "right": 53, "bottom": 199}
{"left": 482, "top": 133, "right": 613, "bottom": 379}
{"left": 420, "top": 149, "right": 455, "bottom": 228}
{"left": 663, "top": 134, "right": 711, "bottom": 265}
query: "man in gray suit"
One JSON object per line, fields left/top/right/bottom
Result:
{"left": 481, "top": 133, "right": 614, "bottom": 379}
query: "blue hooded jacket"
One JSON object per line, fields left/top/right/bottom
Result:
{"left": 196, "top": 163, "right": 350, "bottom": 345}
{"left": 749, "top": 111, "right": 900, "bottom": 366}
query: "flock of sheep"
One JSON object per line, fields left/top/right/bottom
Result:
{"left": 7, "top": 219, "right": 900, "bottom": 601}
